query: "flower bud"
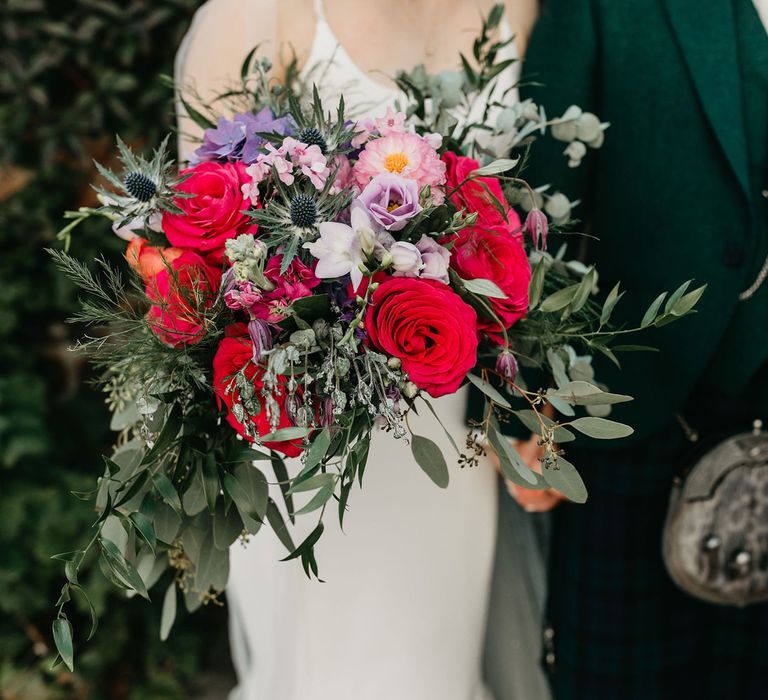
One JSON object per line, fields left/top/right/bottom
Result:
{"left": 575, "top": 112, "right": 602, "bottom": 143}
{"left": 248, "top": 319, "right": 273, "bottom": 362}
{"left": 544, "top": 192, "right": 571, "bottom": 225}
{"left": 402, "top": 381, "right": 419, "bottom": 399}
{"left": 524, "top": 208, "right": 549, "bottom": 250}
{"left": 387, "top": 356, "right": 402, "bottom": 370}
{"left": 564, "top": 140, "right": 588, "bottom": 168}
{"left": 389, "top": 241, "right": 423, "bottom": 277}
{"left": 495, "top": 350, "right": 519, "bottom": 382}
{"left": 380, "top": 251, "right": 394, "bottom": 269}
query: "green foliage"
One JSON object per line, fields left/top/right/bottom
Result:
{"left": 0, "top": 1, "right": 231, "bottom": 696}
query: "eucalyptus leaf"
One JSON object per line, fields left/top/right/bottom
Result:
{"left": 52, "top": 617, "right": 74, "bottom": 672}
{"left": 287, "top": 472, "right": 336, "bottom": 495}
{"left": 461, "top": 277, "right": 507, "bottom": 299}
{"left": 540, "top": 283, "right": 580, "bottom": 313}
{"left": 266, "top": 498, "right": 295, "bottom": 554}
{"left": 153, "top": 473, "right": 182, "bottom": 513}
{"left": 129, "top": 512, "right": 156, "bottom": 553}
{"left": 641, "top": 292, "right": 667, "bottom": 327}
{"left": 261, "top": 426, "right": 310, "bottom": 442}
{"left": 487, "top": 420, "right": 546, "bottom": 488}
{"left": 528, "top": 258, "right": 546, "bottom": 309}
{"left": 568, "top": 416, "right": 634, "bottom": 439}
{"left": 303, "top": 428, "right": 332, "bottom": 472}
{"left": 471, "top": 157, "right": 518, "bottom": 176}
{"left": 160, "top": 582, "right": 177, "bottom": 642}
{"left": 192, "top": 530, "right": 229, "bottom": 592}
{"left": 294, "top": 479, "right": 336, "bottom": 515}
{"left": 670, "top": 284, "right": 706, "bottom": 317}
{"left": 213, "top": 501, "right": 244, "bottom": 550}
{"left": 547, "top": 381, "right": 632, "bottom": 406}
{"left": 99, "top": 538, "right": 149, "bottom": 599}
{"left": 466, "top": 373, "right": 512, "bottom": 409}
{"left": 600, "top": 283, "right": 623, "bottom": 325}
{"left": 411, "top": 435, "right": 449, "bottom": 488}
{"left": 543, "top": 456, "right": 588, "bottom": 503}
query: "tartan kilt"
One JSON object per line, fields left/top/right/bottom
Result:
{"left": 546, "top": 399, "right": 768, "bottom": 700}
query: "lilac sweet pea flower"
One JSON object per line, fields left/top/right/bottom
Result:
{"left": 356, "top": 174, "right": 422, "bottom": 231}
{"left": 415, "top": 234, "right": 451, "bottom": 284}
{"left": 240, "top": 108, "right": 295, "bottom": 164}
{"left": 195, "top": 116, "right": 247, "bottom": 162}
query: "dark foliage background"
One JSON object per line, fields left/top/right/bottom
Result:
{"left": 0, "top": 2, "right": 232, "bottom": 697}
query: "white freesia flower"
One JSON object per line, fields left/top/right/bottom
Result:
{"left": 350, "top": 203, "right": 377, "bottom": 256}
{"left": 304, "top": 222, "right": 366, "bottom": 291}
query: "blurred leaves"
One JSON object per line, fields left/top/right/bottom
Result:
{"left": 0, "top": 1, "right": 233, "bottom": 697}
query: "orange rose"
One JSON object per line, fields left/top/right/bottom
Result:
{"left": 126, "top": 237, "right": 184, "bottom": 280}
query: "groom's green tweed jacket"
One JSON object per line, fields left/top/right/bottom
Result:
{"left": 513, "top": 0, "right": 768, "bottom": 442}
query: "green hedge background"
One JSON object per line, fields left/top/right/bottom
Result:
{"left": 0, "top": 2, "right": 233, "bottom": 698}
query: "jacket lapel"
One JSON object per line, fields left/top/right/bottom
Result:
{"left": 665, "top": 0, "right": 750, "bottom": 198}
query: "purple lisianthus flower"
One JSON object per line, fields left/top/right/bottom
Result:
{"left": 415, "top": 234, "right": 451, "bottom": 284}
{"left": 356, "top": 173, "right": 422, "bottom": 231}
{"left": 240, "top": 108, "right": 295, "bottom": 164}
{"left": 195, "top": 116, "right": 248, "bottom": 162}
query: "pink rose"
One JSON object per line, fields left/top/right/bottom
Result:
{"left": 366, "top": 277, "right": 478, "bottom": 398}
{"left": 162, "top": 162, "right": 256, "bottom": 264}
{"left": 145, "top": 251, "right": 221, "bottom": 347}
{"left": 449, "top": 224, "right": 531, "bottom": 343}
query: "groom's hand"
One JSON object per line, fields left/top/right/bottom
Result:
{"left": 507, "top": 434, "right": 565, "bottom": 512}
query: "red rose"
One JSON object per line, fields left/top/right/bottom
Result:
{"left": 212, "top": 325, "right": 303, "bottom": 457}
{"left": 145, "top": 251, "right": 221, "bottom": 347}
{"left": 162, "top": 161, "right": 256, "bottom": 264}
{"left": 442, "top": 151, "right": 521, "bottom": 230}
{"left": 450, "top": 224, "right": 531, "bottom": 343}
{"left": 366, "top": 277, "right": 478, "bottom": 398}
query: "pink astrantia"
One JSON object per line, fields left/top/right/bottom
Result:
{"left": 353, "top": 132, "right": 446, "bottom": 203}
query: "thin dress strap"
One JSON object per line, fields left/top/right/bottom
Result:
{"left": 313, "top": 0, "right": 326, "bottom": 21}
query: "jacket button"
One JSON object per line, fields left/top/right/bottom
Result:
{"left": 722, "top": 244, "right": 745, "bottom": 267}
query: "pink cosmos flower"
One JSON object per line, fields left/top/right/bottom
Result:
{"left": 353, "top": 132, "right": 446, "bottom": 203}
{"left": 374, "top": 108, "right": 407, "bottom": 136}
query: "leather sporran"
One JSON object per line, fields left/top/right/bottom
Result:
{"left": 662, "top": 431, "right": 768, "bottom": 606}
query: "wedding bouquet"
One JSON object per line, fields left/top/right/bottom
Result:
{"left": 50, "top": 6, "right": 703, "bottom": 670}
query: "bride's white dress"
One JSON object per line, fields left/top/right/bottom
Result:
{"left": 176, "top": 2, "right": 520, "bottom": 698}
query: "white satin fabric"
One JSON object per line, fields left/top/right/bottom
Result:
{"left": 176, "top": 2, "right": 520, "bottom": 698}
